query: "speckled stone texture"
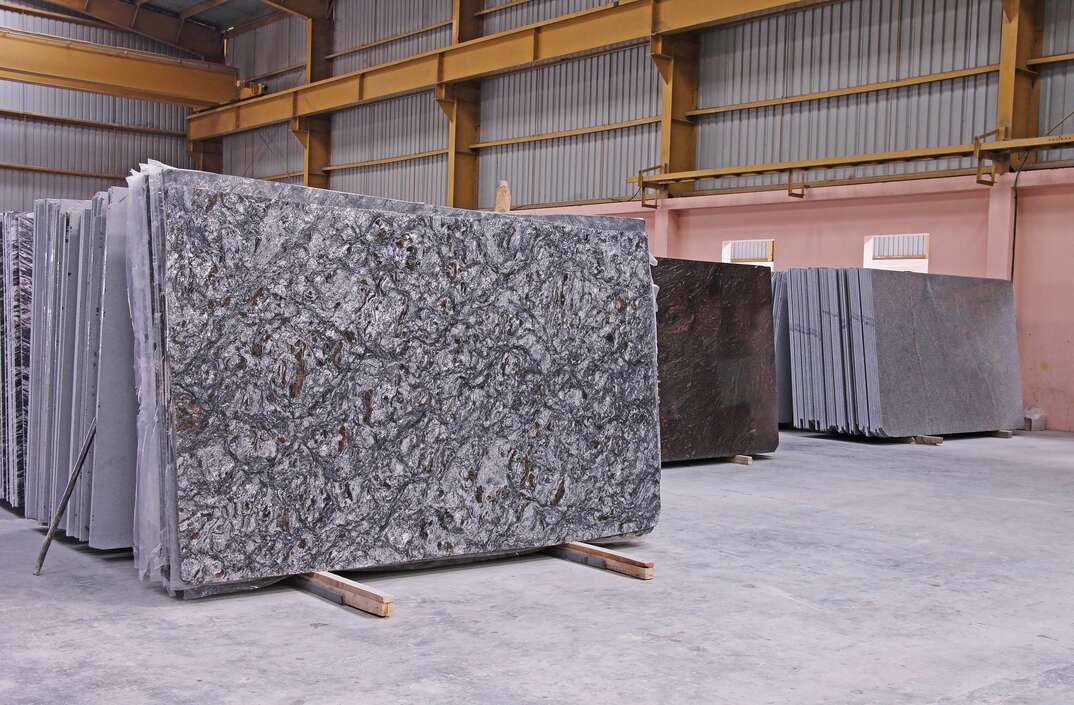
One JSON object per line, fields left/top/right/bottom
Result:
{"left": 138, "top": 169, "right": 660, "bottom": 592}
{"left": 652, "top": 258, "right": 778, "bottom": 463}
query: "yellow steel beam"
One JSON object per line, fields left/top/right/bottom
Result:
{"left": 634, "top": 134, "right": 1074, "bottom": 187}
{"left": 259, "top": 0, "right": 331, "bottom": 19}
{"left": 290, "top": 116, "right": 331, "bottom": 188}
{"left": 188, "top": 0, "right": 828, "bottom": 140}
{"left": 0, "top": 162, "right": 125, "bottom": 181}
{"left": 452, "top": 0, "right": 484, "bottom": 43}
{"left": 187, "top": 138, "right": 222, "bottom": 172}
{"left": 997, "top": 0, "right": 1042, "bottom": 170}
{"left": 0, "top": 108, "right": 185, "bottom": 137}
{"left": 470, "top": 116, "right": 660, "bottom": 149}
{"left": 39, "top": 0, "right": 224, "bottom": 61}
{"left": 0, "top": 29, "right": 240, "bottom": 106}
{"left": 325, "top": 21, "right": 453, "bottom": 60}
{"left": 689, "top": 64, "right": 1000, "bottom": 118}
{"left": 322, "top": 148, "right": 450, "bottom": 172}
{"left": 437, "top": 83, "right": 480, "bottom": 208}
{"left": 651, "top": 34, "right": 698, "bottom": 196}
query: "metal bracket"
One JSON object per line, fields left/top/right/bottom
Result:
{"left": 635, "top": 164, "right": 668, "bottom": 209}
{"left": 787, "top": 169, "right": 807, "bottom": 198}
{"left": 974, "top": 127, "right": 1007, "bottom": 186}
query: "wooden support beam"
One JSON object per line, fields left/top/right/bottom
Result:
{"left": 260, "top": 0, "right": 331, "bottom": 19}
{"left": 545, "top": 542, "right": 654, "bottom": 580}
{"left": 651, "top": 34, "right": 699, "bottom": 197}
{"left": 437, "top": 82, "right": 480, "bottom": 208}
{"left": 292, "top": 572, "right": 394, "bottom": 617}
{"left": 452, "top": 0, "right": 484, "bottom": 43}
{"left": 187, "top": 138, "right": 223, "bottom": 173}
{"left": 0, "top": 29, "right": 239, "bottom": 106}
{"left": 997, "top": 0, "right": 1043, "bottom": 170}
{"left": 188, "top": 0, "right": 829, "bottom": 140}
{"left": 37, "top": 0, "right": 224, "bottom": 61}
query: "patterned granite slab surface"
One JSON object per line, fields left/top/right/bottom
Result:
{"left": 652, "top": 258, "right": 778, "bottom": 463}
{"left": 146, "top": 178, "right": 660, "bottom": 589}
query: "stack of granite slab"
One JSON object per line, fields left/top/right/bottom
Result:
{"left": 651, "top": 258, "right": 778, "bottom": 462}
{"left": 20, "top": 192, "right": 140, "bottom": 549}
{"left": 786, "top": 267, "right": 1023, "bottom": 437}
{"left": 126, "top": 163, "right": 661, "bottom": 597}
{"left": 770, "top": 270, "right": 792, "bottom": 425}
{"left": 0, "top": 211, "right": 34, "bottom": 507}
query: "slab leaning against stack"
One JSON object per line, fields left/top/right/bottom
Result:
{"left": 16, "top": 192, "right": 139, "bottom": 549}
{"left": 785, "top": 267, "right": 1023, "bottom": 438}
{"left": 126, "top": 164, "right": 661, "bottom": 597}
{"left": 0, "top": 211, "right": 34, "bottom": 508}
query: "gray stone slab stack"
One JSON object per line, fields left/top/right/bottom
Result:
{"left": 126, "top": 163, "right": 661, "bottom": 597}
{"left": 786, "top": 267, "right": 1023, "bottom": 437}
{"left": 770, "top": 270, "right": 792, "bottom": 425}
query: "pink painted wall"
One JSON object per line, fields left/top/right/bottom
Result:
{"left": 520, "top": 168, "right": 1074, "bottom": 431}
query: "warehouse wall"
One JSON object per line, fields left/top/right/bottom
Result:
{"left": 1039, "top": 0, "right": 1074, "bottom": 162}
{"left": 226, "top": 14, "right": 306, "bottom": 92}
{"left": 477, "top": 45, "right": 660, "bottom": 208}
{"left": 332, "top": 0, "right": 451, "bottom": 75}
{"left": 329, "top": 91, "right": 448, "bottom": 204}
{"left": 522, "top": 166, "right": 1074, "bottom": 432}
{"left": 222, "top": 123, "right": 304, "bottom": 183}
{"left": 694, "top": 0, "right": 1002, "bottom": 190}
{"left": 480, "top": 0, "right": 607, "bottom": 35}
{"left": 0, "top": 6, "right": 194, "bottom": 211}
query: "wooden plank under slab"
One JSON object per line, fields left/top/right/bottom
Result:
{"left": 292, "top": 571, "right": 395, "bottom": 617}
{"left": 545, "top": 542, "right": 654, "bottom": 580}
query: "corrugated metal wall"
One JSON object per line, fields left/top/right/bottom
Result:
{"left": 226, "top": 14, "right": 306, "bottom": 92}
{"left": 695, "top": 0, "right": 1003, "bottom": 190}
{"left": 329, "top": 91, "right": 447, "bottom": 204}
{"left": 1038, "top": 0, "right": 1074, "bottom": 162}
{"left": 478, "top": 45, "right": 660, "bottom": 208}
{"left": 480, "top": 0, "right": 608, "bottom": 35}
{"left": 0, "top": 1, "right": 190, "bottom": 57}
{"left": 0, "top": 5, "right": 194, "bottom": 210}
{"left": 331, "top": 0, "right": 451, "bottom": 75}
{"left": 222, "top": 123, "right": 304, "bottom": 180}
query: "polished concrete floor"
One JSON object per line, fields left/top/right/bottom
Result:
{"left": 3, "top": 430, "right": 1074, "bottom": 705}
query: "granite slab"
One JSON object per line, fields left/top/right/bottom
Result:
{"left": 770, "top": 271, "right": 792, "bottom": 425}
{"left": 866, "top": 269, "right": 1023, "bottom": 437}
{"left": 652, "top": 258, "right": 778, "bottom": 462}
{"left": 89, "top": 188, "right": 139, "bottom": 549}
{"left": 131, "top": 166, "right": 660, "bottom": 593}
{"left": 786, "top": 267, "right": 1023, "bottom": 437}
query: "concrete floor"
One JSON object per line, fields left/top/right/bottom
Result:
{"left": 3, "top": 430, "right": 1074, "bottom": 704}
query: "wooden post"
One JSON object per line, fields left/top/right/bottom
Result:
{"left": 651, "top": 34, "right": 699, "bottom": 197}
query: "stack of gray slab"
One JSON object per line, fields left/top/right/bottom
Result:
{"left": 126, "top": 163, "right": 661, "bottom": 597}
{"left": 20, "top": 192, "right": 139, "bottom": 549}
{"left": 1, "top": 211, "right": 33, "bottom": 507}
{"left": 786, "top": 267, "right": 1023, "bottom": 437}
{"left": 770, "top": 270, "right": 792, "bottom": 425}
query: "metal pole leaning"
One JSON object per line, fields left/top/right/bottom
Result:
{"left": 32, "top": 417, "right": 97, "bottom": 576}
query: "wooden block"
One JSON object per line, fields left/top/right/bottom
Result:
{"left": 992, "top": 429, "right": 1014, "bottom": 438}
{"left": 732, "top": 454, "right": 753, "bottom": 465}
{"left": 545, "top": 541, "right": 654, "bottom": 580}
{"left": 912, "top": 435, "right": 944, "bottom": 446}
{"left": 292, "top": 571, "right": 394, "bottom": 617}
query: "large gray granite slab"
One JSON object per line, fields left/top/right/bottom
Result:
{"left": 89, "top": 188, "right": 138, "bottom": 549}
{"left": 131, "top": 166, "right": 660, "bottom": 593}
{"left": 866, "top": 269, "right": 1023, "bottom": 437}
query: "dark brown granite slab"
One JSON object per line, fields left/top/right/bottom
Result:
{"left": 653, "top": 258, "right": 779, "bottom": 462}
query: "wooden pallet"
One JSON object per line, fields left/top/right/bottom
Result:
{"left": 292, "top": 541, "right": 655, "bottom": 617}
